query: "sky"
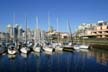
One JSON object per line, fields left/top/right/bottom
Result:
{"left": 0, "top": 0, "right": 108, "bottom": 32}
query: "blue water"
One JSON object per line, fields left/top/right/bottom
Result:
{"left": 0, "top": 49, "right": 108, "bottom": 72}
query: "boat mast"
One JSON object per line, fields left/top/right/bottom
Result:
{"left": 25, "top": 16, "right": 27, "bottom": 45}
{"left": 36, "top": 16, "right": 39, "bottom": 41}
{"left": 48, "top": 12, "right": 50, "bottom": 31}
{"left": 67, "top": 20, "right": 73, "bottom": 44}
{"left": 48, "top": 12, "right": 50, "bottom": 42}
{"left": 0, "top": 21, "right": 1, "bottom": 42}
{"left": 12, "top": 13, "right": 16, "bottom": 44}
{"left": 56, "top": 17, "right": 59, "bottom": 43}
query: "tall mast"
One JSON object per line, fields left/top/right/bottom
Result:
{"left": 36, "top": 16, "right": 39, "bottom": 29}
{"left": 13, "top": 13, "right": 15, "bottom": 43}
{"left": 36, "top": 16, "right": 39, "bottom": 41}
{"left": 25, "top": 16, "right": 27, "bottom": 45}
{"left": 56, "top": 17, "right": 58, "bottom": 32}
{"left": 67, "top": 20, "right": 73, "bottom": 44}
{"left": 56, "top": 17, "right": 59, "bottom": 43}
{"left": 0, "top": 21, "right": 1, "bottom": 42}
{"left": 48, "top": 12, "right": 50, "bottom": 31}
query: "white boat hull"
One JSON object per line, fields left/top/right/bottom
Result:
{"left": 43, "top": 47, "right": 53, "bottom": 52}
{"left": 20, "top": 47, "right": 28, "bottom": 54}
{"left": 74, "top": 45, "right": 89, "bottom": 50}
{"left": 73, "top": 45, "right": 80, "bottom": 50}
{"left": 33, "top": 47, "right": 41, "bottom": 53}
{"left": 55, "top": 46, "right": 63, "bottom": 51}
{"left": 8, "top": 49, "right": 17, "bottom": 55}
{"left": 80, "top": 45, "right": 89, "bottom": 49}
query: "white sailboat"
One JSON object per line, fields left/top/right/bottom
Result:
{"left": 33, "top": 16, "right": 41, "bottom": 53}
{"left": 8, "top": 14, "right": 17, "bottom": 55}
{"left": 8, "top": 44, "right": 17, "bottom": 54}
{"left": 63, "top": 20, "right": 74, "bottom": 51}
{"left": 20, "top": 16, "right": 30, "bottom": 54}
{"left": 55, "top": 17, "right": 63, "bottom": 51}
{"left": 33, "top": 43, "right": 41, "bottom": 53}
{"left": 74, "top": 35, "right": 89, "bottom": 50}
{"left": 43, "top": 12, "right": 54, "bottom": 52}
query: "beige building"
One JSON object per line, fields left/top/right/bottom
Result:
{"left": 81, "top": 21, "right": 108, "bottom": 38}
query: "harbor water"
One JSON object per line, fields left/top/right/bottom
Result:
{"left": 0, "top": 48, "right": 108, "bottom": 72}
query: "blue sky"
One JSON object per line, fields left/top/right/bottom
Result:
{"left": 0, "top": 0, "right": 108, "bottom": 32}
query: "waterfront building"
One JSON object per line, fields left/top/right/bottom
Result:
{"left": 77, "top": 21, "right": 108, "bottom": 38}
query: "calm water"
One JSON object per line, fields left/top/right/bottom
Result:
{"left": 0, "top": 48, "right": 108, "bottom": 72}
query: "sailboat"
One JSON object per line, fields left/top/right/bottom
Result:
{"left": 63, "top": 20, "right": 74, "bottom": 51}
{"left": 55, "top": 17, "right": 63, "bottom": 51}
{"left": 20, "top": 16, "right": 30, "bottom": 54}
{"left": 43, "top": 12, "right": 54, "bottom": 52}
{"left": 33, "top": 16, "right": 41, "bottom": 53}
{"left": 8, "top": 14, "right": 17, "bottom": 55}
{"left": 74, "top": 30, "right": 89, "bottom": 50}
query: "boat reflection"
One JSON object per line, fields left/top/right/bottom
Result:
{"left": 7, "top": 54, "right": 16, "bottom": 60}
{"left": 20, "top": 53, "right": 28, "bottom": 59}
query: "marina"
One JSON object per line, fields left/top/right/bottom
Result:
{"left": 0, "top": 0, "right": 108, "bottom": 72}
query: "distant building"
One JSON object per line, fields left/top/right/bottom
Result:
{"left": 77, "top": 21, "right": 108, "bottom": 38}
{"left": 0, "top": 32, "right": 9, "bottom": 41}
{"left": 7, "top": 24, "right": 13, "bottom": 39}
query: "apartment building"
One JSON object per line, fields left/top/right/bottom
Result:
{"left": 91, "top": 21, "right": 108, "bottom": 38}
{"left": 78, "top": 21, "right": 108, "bottom": 38}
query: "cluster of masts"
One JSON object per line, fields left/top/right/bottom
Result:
{"left": 0, "top": 14, "right": 90, "bottom": 58}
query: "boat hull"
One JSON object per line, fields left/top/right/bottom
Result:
{"left": 33, "top": 47, "right": 41, "bottom": 53}
{"left": 20, "top": 47, "right": 29, "bottom": 54}
{"left": 8, "top": 49, "right": 17, "bottom": 55}
{"left": 43, "top": 47, "right": 53, "bottom": 52}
